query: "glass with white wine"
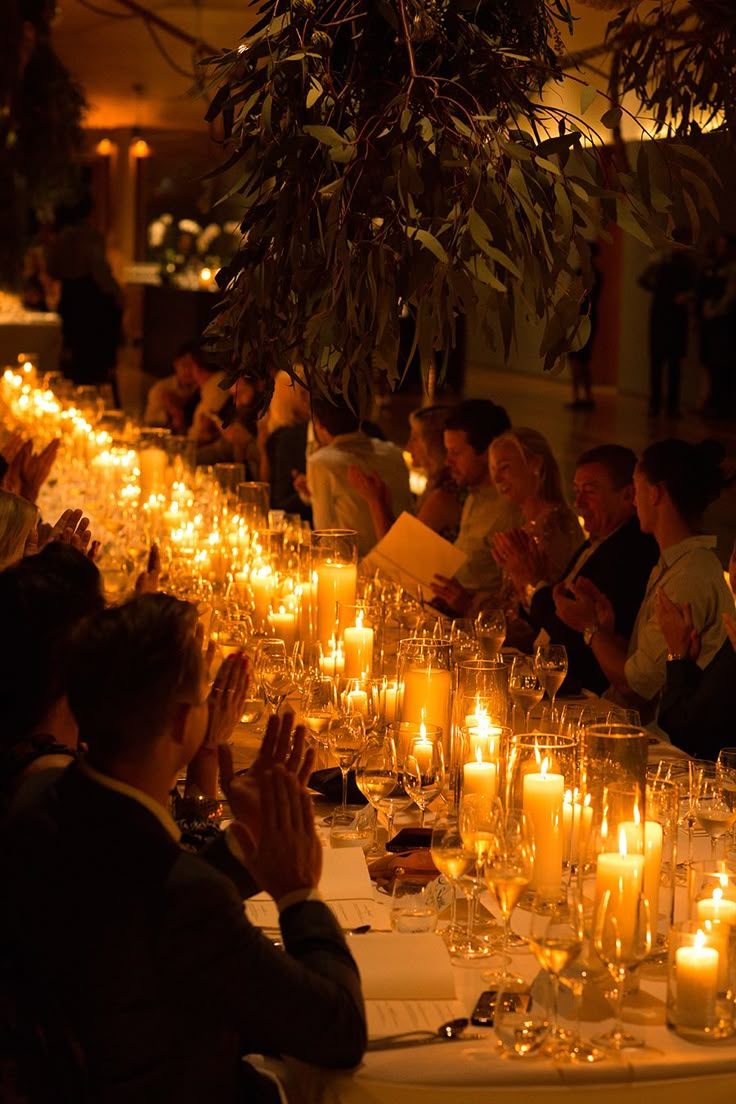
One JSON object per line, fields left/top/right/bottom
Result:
{"left": 534, "top": 644, "right": 567, "bottom": 721}
{"left": 508, "top": 655, "right": 544, "bottom": 732}
{"left": 482, "top": 809, "right": 534, "bottom": 986}
{"left": 475, "top": 607, "right": 506, "bottom": 659}
{"left": 355, "top": 738, "right": 400, "bottom": 848}
{"left": 430, "top": 817, "right": 474, "bottom": 944}
{"left": 528, "top": 887, "right": 584, "bottom": 1057}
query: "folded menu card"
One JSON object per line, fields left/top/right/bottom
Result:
{"left": 346, "top": 933, "right": 464, "bottom": 1037}
{"left": 245, "top": 846, "right": 391, "bottom": 932}
{"left": 361, "top": 512, "right": 467, "bottom": 597}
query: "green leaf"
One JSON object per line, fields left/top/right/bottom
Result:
{"left": 306, "top": 78, "right": 323, "bottom": 108}
{"left": 304, "top": 125, "right": 346, "bottom": 147}
{"left": 580, "top": 84, "right": 597, "bottom": 116}
{"left": 400, "top": 109, "right": 412, "bottom": 134}
{"left": 318, "top": 178, "right": 343, "bottom": 199}
{"left": 408, "top": 227, "right": 449, "bottom": 264}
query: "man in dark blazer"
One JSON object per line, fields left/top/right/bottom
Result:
{"left": 526, "top": 445, "right": 659, "bottom": 694}
{"left": 3, "top": 595, "right": 366, "bottom": 1103}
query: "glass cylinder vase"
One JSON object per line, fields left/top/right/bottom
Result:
{"left": 311, "top": 530, "right": 358, "bottom": 647}
{"left": 397, "top": 638, "right": 453, "bottom": 764}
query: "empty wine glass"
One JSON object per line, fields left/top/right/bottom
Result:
{"left": 534, "top": 644, "right": 567, "bottom": 721}
{"left": 328, "top": 713, "right": 367, "bottom": 809}
{"left": 450, "top": 618, "right": 479, "bottom": 666}
{"left": 592, "top": 889, "right": 651, "bottom": 1050}
{"left": 430, "top": 816, "right": 474, "bottom": 944}
{"left": 482, "top": 809, "right": 534, "bottom": 987}
{"left": 255, "top": 639, "right": 295, "bottom": 712}
{"left": 355, "top": 738, "right": 399, "bottom": 850}
{"left": 402, "top": 733, "right": 445, "bottom": 827}
{"left": 528, "top": 886, "right": 584, "bottom": 1055}
{"left": 606, "top": 706, "right": 641, "bottom": 726}
{"left": 475, "top": 607, "right": 506, "bottom": 659}
{"left": 509, "top": 655, "right": 544, "bottom": 732}
{"left": 340, "top": 677, "right": 380, "bottom": 733}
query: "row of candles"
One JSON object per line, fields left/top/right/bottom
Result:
{"left": 4, "top": 364, "right": 735, "bottom": 1040}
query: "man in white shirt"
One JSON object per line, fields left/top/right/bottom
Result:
{"left": 431, "top": 399, "right": 521, "bottom": 614}
{"left": 307, "top": 394, "right": 413, "bottom": 557}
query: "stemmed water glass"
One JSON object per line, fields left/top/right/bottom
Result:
{"left": 528, "top": 887, "right": 585, "bottom": 1056}
{"left": 482, "top": 809, "right": 534, "bottom": 987}
{"left": 474, "top": 608, "right": 506, "bottom": 659}
{"left": 402, "top": 735, "right": 445, "bottom": 827}
{"left": 534, "top": 644, "right": 567, "bottom": 722}
{"left": 430, "top": 816, "right": 475, "bottom": 944}
{"left": 328, "top": 712, "right": 367, "bottom": 809}
{"left": 592, "top": 889, "right": 651, "bottom": 1050}
{"left": 255, "top": 639, "right": 295, "bottom": 713}
{"left": 355, "top": 738, "right": 400, "bottom": 850}
{"left": 716, "top": 748, "right": 736, "bottom": 848}
{"left": 693, "top": 764, "right": 736, "bottom": 859}
{"left": 508, "top": 656, "right": 544, "bottom": 732}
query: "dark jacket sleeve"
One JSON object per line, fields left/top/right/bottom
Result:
{"left": 658, "top": 641, "right": 736, "bottom": 760}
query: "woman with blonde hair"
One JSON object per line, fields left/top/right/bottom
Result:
{"left": 0, "top": 489, "right": 37, "bottom": 570}
{"left": 488, "top": 428, "right": 582, "bottom": 628}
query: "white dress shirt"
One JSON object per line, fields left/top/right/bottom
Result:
{"left": 454, "top": 484, "right": 522, "bottom": 592}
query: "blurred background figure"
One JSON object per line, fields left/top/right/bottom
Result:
{"left": 697, "top": 233, "right": 736, "bottom": 420}
{"left": 143, "top": 340, "right": 201, "bottom": 433}
{"left": 638, "top": 229, "right": 696, "bottom": 419}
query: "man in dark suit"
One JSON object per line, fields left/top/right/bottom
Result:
{"left": 3, "top": 595, "right": 366, "bottom": 1103}
{"left": 526, "top": 445, "right": 659, "bottom": 694}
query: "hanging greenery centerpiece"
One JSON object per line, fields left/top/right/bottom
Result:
{"left": 203, "top": 0, "right": 717, "bottom": 405}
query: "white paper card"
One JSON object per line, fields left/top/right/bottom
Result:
{"left": 366, "top": 999, "right": 466, "bottom": 1039}
{"left": 346, "top": 933, "right": 456, "bottom": 1000}
{"left": 361, "top": 513, "right": 467, "bottom": 595}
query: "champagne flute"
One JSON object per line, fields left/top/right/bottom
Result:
{"left": 355, "top": 739, "right": 399, "bottom": 851}
{"left": 475, "top": 607, "right": 506, "bottom": 659}
{"left": 528, "top": 887, "right": 584, "bottom": 1055}
{"left": 482, "top": 809, "right": 534, "bottom": 986}
{"left": 403, "top": 735, "right": 445, "bottom": 827}
{"left": 328, "top": 713, "right": 367, "bottom": 809}
{"left": 509, "top": 655, "right": 544, "bottom": 732}
{"left": 534, "top": 644, "right": 567, "bottom": 721}
{"left": 592, "top": 889, "right": 651, "bottom": 1050}
{"left": 693, "top": 765, "right": 736, "bottom": 859}
{"left": 430, "top": 817, "right": 474, "bottom": 944}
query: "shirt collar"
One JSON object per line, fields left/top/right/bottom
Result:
{"left": 81, "top": 761, "right": 181, "bottom": 842}
{"left": 660, "top": 534, "right": 717, "bottom": 567}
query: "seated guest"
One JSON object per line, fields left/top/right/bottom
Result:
{"left": 3, "top": 595, "right": 366, "bottom": 1102}
{"left": 262, "top": 374, "right": 313, "bottom": 518}
{"left": 524, "top": 444, "right": 659, "bottom": 694}
{"left": 307, "top": 392, "right": 413, "bottom": 557}
{"left": 143, "top": 341, "right": 201, "bottom": 433}
{"left": 488, "top": 428, "right": 583, "bottom": 642}
{"left": 0, "top": 543, "right": 105, "bottom": 811}
{"left": 197, "top": 375, "right": 265, "bottom": 474}
{"left": 0, "top": 488, "right": 37, "bottom": 569}
{"left": 188, "top": 354, "right": 228, "bottom": 445}
{"left": 349, "top": 404, "right": 464, "bottom": 544}
{"left": 655, "top": 545, "right": 736, "bottom": 758}
{"left": 430, "top": 399, "right": 521, "bottom": 615}
{"left": 554, "top": 439, "right": 734, "bottom": 717}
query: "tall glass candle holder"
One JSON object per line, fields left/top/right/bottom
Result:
{"left": 509, "top": 733, "right": 577, "bottom": 899}
{"left": 338, "top": 602, "right": 375, "bottom": 678}
{"left": 688, "top": 860, "right": 736, "bottom": 925}
{"left": 667, "top": 920, "right": 735, "bottom": 1041}
{"left": 646, "top": 775, "right": 680, "bottom": 955}
{"left": 579, "top": 723, "right": 649, "bottom": 865}
{"left": 137, "top": 428, "right": 171, "bottom": 500}
{"left": 311, "top": 530, "right": 358, "bottom": 647}
{"left": 237, "top": 481, "right": 270, "bottom": 526}
{"left": 397, "top": 637, "right": 453, "bottom": 764}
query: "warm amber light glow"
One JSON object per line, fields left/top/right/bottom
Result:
{"left": 131, "top": 138, "right": 151, "bottom": 158}
{"left": 96, "top": 138, "right": 114, "bottom": 156}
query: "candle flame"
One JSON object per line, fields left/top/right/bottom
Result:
{"left": 356, "top": 610, "right": 363, "bottom": 629}
{"left": 476, "top": 747, "right": 483, "bottom": 765}
{"left": 633, "top": 801, "right": 641, "bottom": 827}
{"left": 618, "top": 827, "right": 628, "bottom": 857}
{"left": 540, "top": 756, "right": 549, "bottom": 779}
{"left": 719, "top": 873, "right": 729, "bottom": 889}
{"left": 713, "top": 887, "right": 724, "bottom": 905}
{"left": 564, "top": 788, "right": 573, "bottom": 805}
{"left": 420, "top": 721, "right": 427, "bottom": 738}
{"left": 694, "top": 928, "right": 707, "bottom": 950}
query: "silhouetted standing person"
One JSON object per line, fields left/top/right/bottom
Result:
{"left": 639, "top": 234, "right": 696, "bottom": 418}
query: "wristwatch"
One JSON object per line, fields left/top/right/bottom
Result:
{"left": 583, "top": 624, "right": 599, "bottom": 647}
{"left": 666, "top": 652, "right": 686, "bottom": 662}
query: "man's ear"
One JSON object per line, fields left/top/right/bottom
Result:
{"left": 170, "top": 702, "right": 193, "bottom": 748}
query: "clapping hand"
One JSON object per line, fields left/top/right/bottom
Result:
{"left": 491, "top": 528, "right": 546, "bottom": 589}
{"left": 2, "top": 436, "right": 60, "bottom": 503}
{"left": 553, "top": 576, "right": 614, "bottom": 633}
{"left": 431, "top": 574, "right": 472, "bottom": 615}
{"left": 35, "top": 507, "right": 100, "bottom": 560}
{"left": 135, "top": 543, "right": 162, "bottom": 594}
{"left": 203, "top": 653, "right": 250, "bottom": 750}
{"left": 655, "top": 589, "right": 700, "bottom": 661}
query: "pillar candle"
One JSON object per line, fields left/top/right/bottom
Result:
{"left": 522, "top": 758, "right": 564, "bottom": 895}
{"left": 268, "top": 605, "right": 298, "bottom": 652}
{"left": 343, "top": 617, "right": 374, "bottom": 678}
{"left": 463, "top": 754, "right": 498, "bottom": 800}
{"left": 138, "top": 447, "right": 168, "bottom": 499}
{"left": 346, "top": 689, "right": 369, "bottom": 716}
{"left": 411, "top": 735, "right": 436, "bottom": 775}
{"left": 400, "top": 667, "right": 452, "bottom": 759}
{"left": 675, "top": 931, "right": 720, "bottom": 1028}
{"left": 381, "top": 682, "right": 398, "bottom": 724}
{"left": 594, "top": 832, "right": 644, "bottom": 959}
{"left": 619, "top": 818, "right": 663, "bottom": 927}
{"left": 696, "top": 887, "right": 736, "bottom": 927}
{"left": 562, "top": 790, "right": 593, "bottom": 866}
{"left": 315, "top": 561, "right": 357, "bottom": 646}
{"left": 250, "top": 567, "right": 276, "bottom": 626}
{"left": 296, "top": 581, "right": 313, "bottom": 642}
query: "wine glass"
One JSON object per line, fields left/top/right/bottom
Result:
{"left": 430, "top": 816, "right": 475, "bottom": 944}
{"left": 459, "top": 794, "right": 501, "bottom": 941}
{"left": 606, "top": 706, "right": 641, "bottom": 726}
{"left": 300, "top": 674, "right": 338, "bottom": 753}
{"left": 402, "top": 734, "right": 445, "bottom": 827}
{"left": 508, "top": 656, "right": 544, "bottom": 732}
{"left": 693, "top": 764, "right": 736, "bottom": 859}
{"left": 450, "top": 618, "right": 479, "bottom": 666}
{"left": 355, "top": 739, "right": 399, "bottom": 850}
{"left": 716, "top": 749, "right": 736, "bottom": 848}
{"left": 494, "top": 984, "right": 550, "bottom": 1059}
{"left": 255, "top": 639, "right": 295, "bottom": 712}
{"left": 534, "top": 644, "right": 568, "bottom": 721}
{"left": 592, "top": 889, "right": 651, "bottom": 1050}
{"left": 475, "top": 608, "right": 506, "bottom": 659}
{"left": 482, "top": 809, "right": 534, "bottom": 987}
{"left": 328, "top": 713, "right": 367, "bottom": 809}
{"left": 340, "top": 678, "right": 380, "bottom": 733}
{"left": 528, "top": 887, "right": 584, "bottom": 1055}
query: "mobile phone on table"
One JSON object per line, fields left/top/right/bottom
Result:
{"left": 470, "top": 989, "right": 532, "bottom": 1027}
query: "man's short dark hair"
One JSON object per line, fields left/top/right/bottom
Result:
{"left": 67, "top": 595, "right": 203, "bottom": 765}
{"left": 173, "top": 341, "right": 209, "bottom": 371}
{"left": 444, "top": 399, "right": 511, "bottom": 454}
{"left": 311, "top": 393, "right": 361, "bottom": 437}
{"left": 576, "top": 444, "right": 637, "bottom": 490}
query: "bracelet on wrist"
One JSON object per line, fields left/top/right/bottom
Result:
{"left": 666, "top": 652, "right": 687, "bottom": 662}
